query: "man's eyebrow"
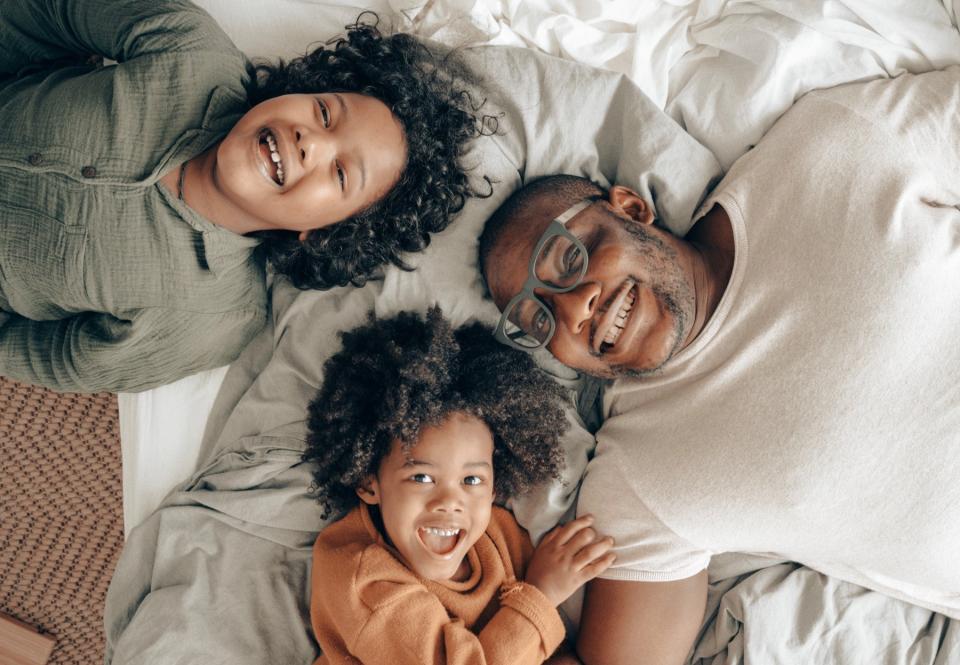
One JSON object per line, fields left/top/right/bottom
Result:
{"left": 539, "top": 234, "right": 561, "bottom": 262}
{"left": 335, "top": 92, "right": 366, "bottom": 191}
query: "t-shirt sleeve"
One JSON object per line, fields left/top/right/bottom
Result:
{"left": 577, "top": 429, "right": 711, "bottom": 582}
{"left": 807, "top": 66, "right": 960, "bottom": 205}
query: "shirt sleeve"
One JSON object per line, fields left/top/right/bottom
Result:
{"left": 349, "top": 581, "right": 564, "bottom": 665}
{"left": 0, "top": 0, "right": 237, "bottom": 76}
{"left": 807, "top": 66, "right": 960, "bottom": 204}
{"left": 577, "top": 431, "right": 711, "bottom": 582}
{"left": 0, "top": 306, "right": 264, "bottom": 393}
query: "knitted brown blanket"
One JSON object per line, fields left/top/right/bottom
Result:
{"left": 0, "top": 377, "right": 124, "bottom": 665}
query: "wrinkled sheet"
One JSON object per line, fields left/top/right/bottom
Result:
{"left": 406, "top": 0, "right": 960, "bottom": 168}
{"left": 693, "top": 555, "right": 960, "bottom": 665}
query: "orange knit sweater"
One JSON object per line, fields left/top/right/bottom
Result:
{"left": 310, "top": 504, "right": 566, "bottom": 664}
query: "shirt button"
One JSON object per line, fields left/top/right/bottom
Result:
{"left": 27, "top": 153, "right": 43, "bottom": 166}
{"left": 81, "top": 166, "right": 97, "bottom": 178}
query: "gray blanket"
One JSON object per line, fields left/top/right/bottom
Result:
{"left": 103, "top": 44, "right": 956, "bottom": 664}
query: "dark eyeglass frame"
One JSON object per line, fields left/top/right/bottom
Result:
{"left": 494, "top": 197, "right": 597, "bottom": 351}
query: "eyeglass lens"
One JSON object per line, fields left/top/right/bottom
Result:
{"left": 502, "top": 231, "right": 588, "bottom": 345}
{"left": 533, "top": 233, "right": 586, "bottom": 289}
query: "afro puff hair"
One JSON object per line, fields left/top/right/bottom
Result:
{"left": 303, "top": 307, "right": 568, "bottom": 518}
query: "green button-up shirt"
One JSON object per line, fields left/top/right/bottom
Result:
{"left": 0, "top": 0, "right": 267, "bottom": 393}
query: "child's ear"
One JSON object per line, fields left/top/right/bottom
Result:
{"left": 356, "top": 476, "right": 380, "bottom": 505}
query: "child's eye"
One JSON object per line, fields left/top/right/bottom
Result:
{"left": 410, "top": 473, "right": 434, "bottom": 484}
{"left": 463, "top": 476, "right": 483, "bottom": 486}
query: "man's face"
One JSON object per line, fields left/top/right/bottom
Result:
{"left": 485, "top": 189, "right": 696, "bottom": 378}
{"left": 216, "top": 92, "right": 407, "bottom": 233}
{"left": 359, "top": 413, "right": 495, "bottom": 582}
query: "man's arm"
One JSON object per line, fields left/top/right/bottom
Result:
{"left": 576, "top": 572, "right": 708, "bottom": 665}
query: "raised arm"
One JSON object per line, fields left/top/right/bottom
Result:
{"left": 0, "top": 307, "right": 263, "bottom": 393}
{"left": 0, "top": 0, "right": 234, "bottom": 76}
{"left": 576, "top": 572, "right": 708, "bottom": 665}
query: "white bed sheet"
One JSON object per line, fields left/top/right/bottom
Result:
{"left": 119, "top": 0, "right": 960, "bottom": 536}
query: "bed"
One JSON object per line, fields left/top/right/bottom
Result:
{"left": 107, "top": 1, "right": 960, "bottom": 663}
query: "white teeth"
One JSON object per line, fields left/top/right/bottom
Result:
{"left": 264, "top": 131, "right": 285, "bottom": 184}
{"left": 421, "top": 527, "right": 460, "bottom": 537}
{"left": 602, "top": 288, "right": 636, "bottom": 347}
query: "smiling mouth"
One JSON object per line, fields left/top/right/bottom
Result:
{"left": 597, "top": 283, "right": 637, "bottom": 353}
{"left": 417, "top": 527, "right": 464, "bottom": 556}
{"left": 258, "top": 129, "right": 285, "bottom": 185}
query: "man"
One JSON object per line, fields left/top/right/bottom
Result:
{"left": 480, "top": 68, "right": 960, "bottom": 664}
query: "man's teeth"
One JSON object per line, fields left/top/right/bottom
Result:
{"left": 603, "top": 288, "right": 636, "bottom": 346}
{"left": 421, "top": 527, "right": 460, "bottom": 537}
{"left": 265, "top": 131, "right": 284, "bottom": 185}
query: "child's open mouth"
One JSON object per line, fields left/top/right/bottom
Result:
{"left": 417, "top": 526, "right": 464, "bottom": 556}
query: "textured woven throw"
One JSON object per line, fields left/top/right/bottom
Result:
{"left": 0, "top": 377, "right": 124, "bottom": 665}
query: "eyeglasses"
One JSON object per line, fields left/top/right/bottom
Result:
{"left": 494, "top": 197, "right": 596, "bottom": 351}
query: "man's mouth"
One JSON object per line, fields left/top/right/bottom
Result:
{"left": 417, "top": 526, "right": 464, "bottom": 556}
{"left": 596, "top": 282, "right": 637, "bottom": 354}
{"left": 258, "top": 129, "right": 285, "bottom": 186}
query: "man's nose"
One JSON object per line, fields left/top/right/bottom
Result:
{"left": 552, "top": 281, "right": 601, "bottom": 335}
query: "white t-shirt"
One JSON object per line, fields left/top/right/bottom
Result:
{"left": 578, "top": 67, "right": 960, "bottom": 618}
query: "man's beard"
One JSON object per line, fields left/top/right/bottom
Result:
{"left": 608, "top": 220, "right": 692, "bottom": 379}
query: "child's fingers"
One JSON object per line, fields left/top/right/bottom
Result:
{"left": 580, "top": 551, "right": 617, "bottom": 580}
{"left": 552, "top": 514, "right": 596, "bottom": 546}
{"left": 572, "top": 536, "right": 615, "bottom": 570}
{"left": 561, "top": 524, "right": 602, "bottom": 552}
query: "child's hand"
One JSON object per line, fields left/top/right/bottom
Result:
{"left": 525, "top": 514, "right": 616, "bottom": 606}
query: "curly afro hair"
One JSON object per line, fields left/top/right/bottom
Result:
{"left": 304, "top": 307, "right": 568, "bottom": 519}
{"left": 248, "top": 15, "right": 489, "bottom": 290}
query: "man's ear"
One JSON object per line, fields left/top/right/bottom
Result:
{"left": 608, "top": 185, "right": 655, "bottom": 226}
{"left": 356, "top": 476, "right": 381, "bottom": 506}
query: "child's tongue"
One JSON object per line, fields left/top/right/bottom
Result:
{"left": 419, "top": 528, "right": 459, "bottom": 555}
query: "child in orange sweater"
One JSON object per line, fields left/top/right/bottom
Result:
{"left": 303, "top": 308, "right": 615, "bottom": 665}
